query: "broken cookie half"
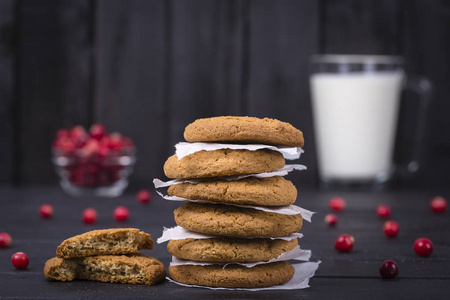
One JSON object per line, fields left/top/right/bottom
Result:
{"left": 44, "top": 228, "right": 165, "bottom": 286}
{"left": 56, "top": 228, "right": 154, "bottom": 259}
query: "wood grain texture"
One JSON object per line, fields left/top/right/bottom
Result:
{"left": 166, "top": 0, "right": 249, "bottom": 147}
{"left": 94, "top": 0, "right": 168, "bottom": 187}
{"left": 400, "top": 0, "right": 450, "bottom": 188}
{"left": 0, "top": 0, "right": 14, "bottom": 184}
{"left": 246, "top": 0, "right": 319, "bottom": 186}
{"left": 319, "top": 0, "right": 402, "bottom": 55}
{"left": 0, "top": 187, "right": 449, "bottom": 298}
{"left": 1, "top": 0, "right": 450, "bottom": 189}
{"left": 16, "top": 0, "right": 93, "bottom": 184}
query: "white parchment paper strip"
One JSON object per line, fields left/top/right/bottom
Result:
{"left": 175, "top": 142, "right": 303, "bottom": 160}
{"left": 166, "top": 261, "right": 321, "bottom": 291}
{"left": 157, "top": 226, "right": 303, "bottom": 244}
{"left": 153, "top": 164, "right": 307, "bottom": 188}
{"left": 169, "top": 246, "right": 311, "bottom": 267}
{"left": 231, "top": 164, "right": 307, "bottom": 179}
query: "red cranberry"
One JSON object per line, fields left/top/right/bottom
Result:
{"left": 98, "top": 145, "right": 110, "bottom": 158}
{"left": 430, "top": 196, "right": 447, "bottom": 213}
{"left": 379, "top": 260, "right": 399, "bottom": 279}
{"left": 0, "top": 232, "right": 12, "bottom": 248}
{"left": 39, "top": 204, "right": 54, "bottom": 219}
{"left": 70, "top": 171, "right": 85, "bottom": 186}
{"left": 383, "top": 220, "right": 400, "bottom": 238}
{"left": 97, "top": 170, "right": 111, "bottom": 186}
{"left": 81, "top": 174, "right": 94, "bottom": 187}
{"left": 335, "top": 234, "right": 354, "bottom": 252}
{"left": 121, "top": 137, "right": 134, "bottom": 148}
{"left": 81, "top": 138, "right": 100, "bottom": 157}
{"left": 100, "top": 136, "right": 111, "bottom": 147}
{"left": 136, "top": 189, "right": 152, "bottom": 204}
{"left": 376, "top": 204, "right": 391, "bottom": 218}
{"left": 56, "top": 129, "right": 70, "bottom": 140}
{"left": 114, "top": 206, "right": 129, "bottom": 222}
{"left": 89, "top": 123, "right": 106, "bottom": 140}
{"left": 53, "top": 137, "right": 75, "bottom": 153}
{"left": 11, "top": 252, "right": 29, "bottom": 270}
{"left": 85, "top": 163, "right": 100, "bottom": 175}
{"left": 329, "top": 197, "right": 346, "bottom": 211}
{"left": 108, "top": 133, "right": 123, "bottom": 150}
{"left": 109, "top": 168, "right": 121, "bottom": 182}
{"left": 70, "top": 125, "right": 88, "bottom": 147}
{"left": 82, "top": 208, "right": 97, "bottom": 224}
{"left": 324, "top": 213, "right": 338, "bottom": 226}
{"left": 414, "top": 238, "right": 433, "bottom": 257}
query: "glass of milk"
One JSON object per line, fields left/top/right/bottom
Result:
{"left": 310, "top": 55, "right": 432, "bottom": 189}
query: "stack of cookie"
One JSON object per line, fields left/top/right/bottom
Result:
{"left": 44, "top": 228, "right": 166, "bottom": 285}
{"left": 159, "top": 116, "right": 308, "bottom": 288}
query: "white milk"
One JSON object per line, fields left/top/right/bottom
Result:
{"left": 310, "top": 72, "right": 404, "bottom": 182}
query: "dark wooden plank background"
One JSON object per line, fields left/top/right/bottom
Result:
{"left": 1, "top": 0, "right": 450, "bottom": 190}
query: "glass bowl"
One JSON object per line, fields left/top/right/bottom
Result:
{"left": 52, "top": 146, "right": 136, "bottom": 197}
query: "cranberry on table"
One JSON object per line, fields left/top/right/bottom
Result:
{"left": 383, "top": 220, "right": 400, "bottom": 238}
{"left": 329, "top": 196, "right": 346, "bottom": 211}
{"left": 430, "top": 196, "right": 447, "bottom": 213}
{"left": 82, "top": 208, "right": 98, "bottom": 224}
{"left": 0, "top": 232, "right": 12, "bottom": 248}
{"left": 114, "top": 206, "right": 129, "bottom": 222}
{"left": 379, "top": 260, "right": 399, "bottom": 279}
{"left": 136, "top": 189, "right": 152, "bottom": 204}
{"left": 11, "top": 252, "right": 29, "bottom": 270}
{"left": 39, "top": 204, "right": 54, "bottom": 219}
{"left": 335, "top": 234, "right": 354, "bottom": 252}
{"left": 414, "top": 238, "right": 433, "bottom": 257}
{"left": 376, "top": 204, "right": 391, "bottom": 218}
{"left": 324, "top": 213, "right": 338, "bottom": 226}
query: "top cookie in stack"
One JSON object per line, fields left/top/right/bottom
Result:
{"left": 162, "top": 116, "right": 306, "bottom": 289}
{"left": 183, "top": 116, "right": 304, "bottom": 147}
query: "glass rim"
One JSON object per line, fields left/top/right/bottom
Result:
{"left": 310, "top": 54, "right": 404, "bottom": 65}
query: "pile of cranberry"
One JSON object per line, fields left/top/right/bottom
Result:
{"left": 52, "top": 124, "right": 135, "bottom": 188}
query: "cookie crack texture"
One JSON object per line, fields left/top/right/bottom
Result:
{"left": 44, "top": 254, "right": 166, "bottom": 285}
{"left": 173, "top": 202, "right": 302, "bottom": 238}
{"left": 167, "top": 176, "right": 297, "bottom": 206}
{"left": 168, "top": 261, "right": 295, "bottom": 288}
{"left": 167, "top": 238, "right": 298, "bottom": 262}
{"left": 163, "top": 149, "right": 285, "bottom": 179}
{"left": 56, "top": 228, "right": 153, "bottom": 259}
{"left": 183, "top": 116, "right": 304, "bottom": 147}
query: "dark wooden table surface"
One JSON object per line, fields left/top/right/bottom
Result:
{"left": 0, "top": 185, "right": 449, "bottom": 299}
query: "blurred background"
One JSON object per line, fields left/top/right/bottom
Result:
{"left": 1, "top": 0, "right": 449, "bottom": 191}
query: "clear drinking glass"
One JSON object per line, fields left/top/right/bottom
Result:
{"left": 309, "top": 55, "right": 432, "bottom": 189}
